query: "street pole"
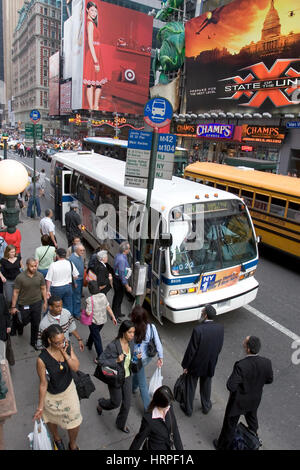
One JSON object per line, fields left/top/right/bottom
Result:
{"left": 3, "top": 138, "right": 7, "bottom": 160}
{"left": 33, "top": 124, "right": 37, "bottom": 218}
{"left": 135, "top": 127, "right": 159, "bottom": 306}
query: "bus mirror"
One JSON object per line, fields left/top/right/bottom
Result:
{"left": 159, "top": 233, "right": 173, "bottom": 248}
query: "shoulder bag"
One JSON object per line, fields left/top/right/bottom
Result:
{"left": 38, "top": 245, "right": 50, "bottom": 265}
{"left": 69, "top": 260, "right": 76, "bottom": 289}
{"left": 94, "top": 340, "right": 125, "bottom": 388}
{"left": 80, "top": 296, "right": 94, "bottom": 326}
{"left": 147, "top": 324, "right": 158, "bottom": 358}
{"left": 72, "top": 370, "right": 96, "bottom": 400}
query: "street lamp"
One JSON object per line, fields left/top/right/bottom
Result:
{"left": 0, "top": 160, "right": 28, "bottom": 233}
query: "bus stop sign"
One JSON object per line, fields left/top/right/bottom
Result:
{"left": 144, "top": 97, "right": 173, "bottom": 128}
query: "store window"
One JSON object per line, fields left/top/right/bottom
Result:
{"left": 270, "top": 197, "right": 286, "bottom": 217}
{"left": 254, "top": 193, "right": 269, "bottom": 212}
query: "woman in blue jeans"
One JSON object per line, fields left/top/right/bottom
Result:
{"left": 131, "top": 306, "right": 163, "bottom": 410}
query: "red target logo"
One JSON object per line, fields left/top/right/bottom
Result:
{"left": 125, "top": 69, "right": 135, "bottom": 82}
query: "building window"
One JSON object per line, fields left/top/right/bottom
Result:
{"left": 44, "top": 8, "right": 48, "bottom": 15}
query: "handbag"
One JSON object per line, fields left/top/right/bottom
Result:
{"left": 85, "top": 269, "right": 97, "bottom": 283}
{"left": 71, "top": 370, "right": 95, "bottom": 400}
{"left": 69, "top": 260, "right": 76, "bottom": 289}
{"left": 5, "top": 335, "right": 15, "bottom": 367}
{"left": 80, "top": 296, "right": 94, "bottom": 326}
{"left": 94, "top": 364, "right": 120, "bottom": 388}
{"left": 173, "top": 373, "right": 187, "bottom": 406}
{"left": 130, "top": 357, "right": 143, "bottom": 374}
{"left": 147, "top": 324, "right": 158, "bottom": 358}
{"left": 94, "top": 340, "right": 125, "bottom": 388}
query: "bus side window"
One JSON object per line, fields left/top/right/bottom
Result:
{"left": 81, "top": 176, "right": 98, "bottom": 210}
{"left": 206, "top": 180, "right": 214, "bottom": 187}
{"left": 270, "top": 197, "right": 286, "bottom": 217}
{"left": 287, "top": 201, "right": 300, "bottom": 222}
{"left": 228, "top": 186, "right": 240, "bottom": 196}
{"left": 216, "top": 184, "right": 226, "bottom": 190}
{"left": 254, "top": 193, "right": 270, "bottom": 212}
{"left": 71, "top": 171, "right": 79, "bottom": 195}
{"left": 64, "top": 173, "right": 71, "bottom": 194}
{"left": 241, "top": 190, "right": 254, "bottom": 208}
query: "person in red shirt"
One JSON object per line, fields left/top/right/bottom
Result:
{"left": 0, "top": 229, "right": 22, "bottom": 255}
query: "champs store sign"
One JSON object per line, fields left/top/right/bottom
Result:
{"left": 174, "top": 123, "right": 234, "bottom": 139}
{"left": 242, "top": 125, "right": 285, "bottom": 144}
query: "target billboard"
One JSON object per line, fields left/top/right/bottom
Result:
{"left": 71, "top": 0, "right": 153, "bottom": 114}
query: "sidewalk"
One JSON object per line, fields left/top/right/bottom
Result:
{"left": 3, "top": 216, "right": 223, "bottom": 450}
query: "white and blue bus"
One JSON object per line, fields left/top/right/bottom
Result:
{"left": 82, "top": 136, "right": 189, "bottom": 177}
{"left": 51, "top": 151, "right": 259, "bottom": 324}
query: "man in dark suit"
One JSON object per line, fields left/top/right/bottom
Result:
{"left": 213, "top": 336, "right": 273, "bottom": 450}
{"left": 181, "top": 304, "right": 224, "bottom": 416}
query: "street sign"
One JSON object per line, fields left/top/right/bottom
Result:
{"left": 155, "top": 133, "right": 177, "bottom": 180}
{"left": 25, "top": 123, "right": 34, "bottom": 139}
{"left": 286, "top": 121, "right": 300, "bottom": 129}
{"left": 35, "top": 124, "right": 43, "bottom": 139}
{"left": 25, "top": 123, "right": 43, "bottom": 140}
{"left": 30, "top": 109, "right": 41, "bottom": 123}
{"left": 144, "top": 97, "right": 173, "bottom": 129}
{"left": 125, "top": 130, "right": 153, "bottom": 188}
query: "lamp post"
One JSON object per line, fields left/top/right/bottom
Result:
{"left": 0, "top": 160, "right": 28, "bottom": 233}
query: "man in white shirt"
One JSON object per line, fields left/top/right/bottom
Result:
{"left": 40, "top": 209, "right": 57, "bottom": 248}
{"left": 45, "top": 248, "right": 79, "bottom": 315}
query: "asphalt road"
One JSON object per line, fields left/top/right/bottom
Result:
{"left": 3, "top": 149, "right": 300, "bottom": 450}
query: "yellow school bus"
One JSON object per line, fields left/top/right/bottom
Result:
{"left": 184, "top": 162, "right": 300, "bottom": 258}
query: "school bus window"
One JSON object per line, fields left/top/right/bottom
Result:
{"left": 287, "top": 202, "right": 300, "bottom": 222}
{"left": 241, "top": 190, "right": 254, "bottom": 208}
{"left": 206, "top": 181, "right": 214, "bottom": 187}
{"left": 254, "top": 193, "right": 269, "bottom": 212}
{"left": 216, "top": 184, "right": 227, "bottom": 190}
{"left": 228, "top": 186, "right": 240, "bottom": 196}
{"left": 270, "top": 197, "right": 286, "bottom": 217}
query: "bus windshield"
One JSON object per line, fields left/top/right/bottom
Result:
{"left": 169, "top": 200, "right": 256, "bottom": 276}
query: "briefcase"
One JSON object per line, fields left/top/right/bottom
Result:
{"left": 232, "top": 422, "right": 262, "bottom": 450}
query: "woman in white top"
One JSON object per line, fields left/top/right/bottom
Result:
{"left": 35, "top": 235, "right": 56, "bottom": 278}
{"left": 85, "top": 281, "right": 117, "bottom": 363}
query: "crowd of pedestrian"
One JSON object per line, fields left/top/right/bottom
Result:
{"left": 0, "top": 203, "right": 274, "bottom": 451}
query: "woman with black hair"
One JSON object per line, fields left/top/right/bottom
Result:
{"left": 96, "top": 320, "right": 140, "bottom": 433}
{"left": 131, "top": 306, "right": 163, "bottom": 411}
{"left": 129, "top": 385, "right": 183, "bottom": 450}
{"left": 33, "top": 324, "right": 82, "bottom": 450}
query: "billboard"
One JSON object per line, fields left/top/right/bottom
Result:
{"left": 185, "top": 0, "right": 300, "bottom": 116}
{"left": 70, "top": 0, "right": 153, "bottom": 113}
{"left": 60, "top": 81, "right": 72, "bottom": 115}
{"left": 49, "top": 52, "right": 60, "bottom": 116}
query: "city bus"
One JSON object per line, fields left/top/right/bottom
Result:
{"left": 82, "top": 136, "right": 189, "bottom": 177}
{"left": 51, "top": 152, "right": 259, "bottom": 324}
{"left": 184, "top": 162, "right": 300, "bottom": 258}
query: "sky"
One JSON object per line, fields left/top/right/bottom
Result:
{"left": 186, "top": 0, "right": 300, "bottom": 57}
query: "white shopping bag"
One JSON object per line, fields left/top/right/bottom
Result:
{"left": 148, "top": 367, "right": 163, "bottom": 397}
{"left": 31, "top": 419, "right": 53, "bottom": 450}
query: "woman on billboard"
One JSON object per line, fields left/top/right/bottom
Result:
{"left": 83, "top": 1, "right": 107, "bottom": 111}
